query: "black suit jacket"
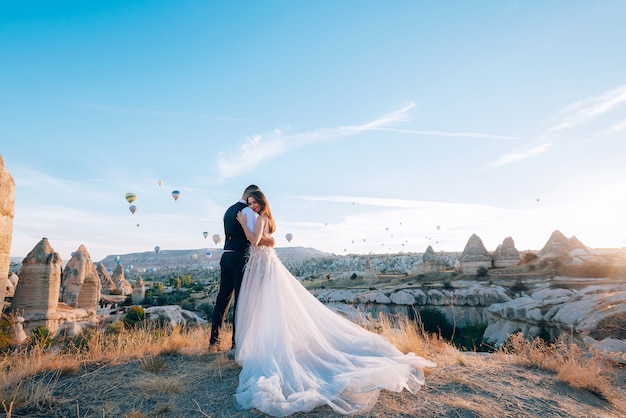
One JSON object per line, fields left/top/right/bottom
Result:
{"left": 223, "top": 201, "right": 249, "bottom": 253}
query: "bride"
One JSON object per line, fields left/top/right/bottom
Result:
{"left": 234, "top": 190, "right": 435, "bottom": 417}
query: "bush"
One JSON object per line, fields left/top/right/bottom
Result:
{"left": 476, "top": 266, "right": 489, "bottom": 278}
{"left": 511, "top": 280, "right": 529, "bottom": 294}
{"left": 64, "top": 328, "right": 92, "bottom": 353}
{"left": 523, "top": 252, "right": 538, "bottom": 263}
{"left": 123, "top": 306, "right": 146, "bottom": 329}
{"left": 417, "top": 308, "right": 454, "bottom": 340}
{"left": 455, "top": 321, "right": 488, "bottom": 351}
{"left": 198, "top": 302, "right": 214, "bottom": 320}
{"left": 31, "top": 325, "right": 53, "bottom": 349}
{"left": 0, "top": 314, "right": 14, "bottom": 351}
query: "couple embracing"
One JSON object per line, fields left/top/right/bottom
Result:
{"left": 209, "top": 185, "right": 435, "bottom": 417}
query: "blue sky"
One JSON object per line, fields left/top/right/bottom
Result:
{"left": 2, "top": 1, "right": 625, "bottom": 261}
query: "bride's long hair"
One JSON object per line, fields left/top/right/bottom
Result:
{"left": 248, "top": 190, "right": 276, "bottom": 234}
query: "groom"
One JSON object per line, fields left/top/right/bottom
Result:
{"left": 209, "top": 184, "right": 274, "bottom": 353}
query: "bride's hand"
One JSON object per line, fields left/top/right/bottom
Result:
{"left": 236, "top": 211, "right": 246, "bottom": 225}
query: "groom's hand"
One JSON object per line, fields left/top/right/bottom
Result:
{"left": 258, "top": 236, "right": 275, "bottom": 247}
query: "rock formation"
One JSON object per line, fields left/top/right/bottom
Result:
{"left": 11, "top": 238, "right": 61, "bottom": 317}
{"left": 492, "top": 237, "right": 521, "bottom": 268}
{"left": 0, "top": 155, "right": 15, "bottom": 309}
{"left": 416, "top": 245, "right": 455, "bottom": 274}
{"left": 61, "top": 245, "right": 99, "bottom": 307}
{"left": 111, "top": 264, "right": 133, "bottom": 295}
{"left": 459, "top": 233, "right": 492, "bottom": 274}
{"left": 132, "top": 276, "right": 145, "bottom": 305}
{"left": 144, "top": 305, "right": 207, "bottom": 326}
{"left": 5, "top": 272, "right": 18, "bottom": 298}
{"left": 484, "top": 284, "right": 626, "bottom": 348}
{"left": 76, "top": 273, "right": 101, "bottom": 312}
{"left": 538, "top": 230, "right": 588, "bottom": 259}
{"left": 96, "top": 262, "right": 117, "bottom": 294}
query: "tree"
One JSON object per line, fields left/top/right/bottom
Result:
{"left": 123, "top": 306, "right": 146, "bottom": 328}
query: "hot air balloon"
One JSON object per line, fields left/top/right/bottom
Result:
{"left": 129, "top": 205, "right": 137, "bottom": 215}
{"left": 157, "top": 180, "right": 163, "bottom": 187}
{"left": 212, "top": 234, "right": 221, "bottom": 245}
{"left": 285, "top": 233, "right": 293, "bottom": 243}
{"left": 171, "top": 190, "right": 180, "bottom": 201}
{"left": 125, "top": 193, "right": 136, "bottom": 204}
{"left": 154, "top": 245, "right": 161, "bottom": 254}
{"left": 436, "top": 225, "right": 441, "bottom": 230}
{"left": 205, "top": 251, "right": 212, "bottom": 258}
{"left": 191, "top": 253, "right": 198, "bottom": 259}
{"left": 203, "top": 231, "right": 208, "bottom": 239}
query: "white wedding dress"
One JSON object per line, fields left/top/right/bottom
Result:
{"left": 234, "top": 244, "right": 435, "bottom": 417}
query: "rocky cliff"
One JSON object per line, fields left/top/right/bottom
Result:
{"left": 0, "top": 155, "right": 15, "bottom": 308}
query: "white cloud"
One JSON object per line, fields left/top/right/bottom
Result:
{"left": 490, "top": 142, "right": 552, "bottom": 167}
{"left": 549, "top": 83, "right": 626, "bottom": 132}
{"left": 371, "top": 128, "right": 518, "bottom": 141}
{"left": 216, "top": 102, "right": 417, "bottom": 180}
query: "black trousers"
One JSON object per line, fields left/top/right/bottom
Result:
{"left": 210, "top": 251, "right": 246, "bottom": 347}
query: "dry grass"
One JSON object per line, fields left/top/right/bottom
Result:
{"left": 503, "top": 332, "right": 622, "bottom": 404}
{"left": 0, "top": 317, "right": 624, "bottom": 417}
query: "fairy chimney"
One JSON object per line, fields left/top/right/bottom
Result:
{"left": 96, "top": 262, "right": 117, "bottom": 295}
{"left": 12, "top": 238, "right": 62, "bottom": 317}
{"left": 492, "top": 237, "right": 521, "bottom": 268}
{"left": 131, "top": 276, "right": 145, "bottom": 305}
{"left": 460, "top": 233, "right": 492, "bottom": 274}
{"left": 61, "top": 245, "right": 99, "bottom": 307}
{"left": 77, "top": 273, "right": 101, "bottom": 312}
{"left": 538, "top": 230, "right": 589, "bottom": 259}
{"left": 111, "top": 264, "right": 133, "bottom": 295}
{"left": 0, "top": 155, "right": 15, "bottom": 309}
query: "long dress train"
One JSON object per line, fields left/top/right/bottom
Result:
{"left": 235, "top": 245, "right": 435, "bottom": 416}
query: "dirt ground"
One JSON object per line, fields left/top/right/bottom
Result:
{"left": 8, "top": 349, "right": 626, "bottom": 418}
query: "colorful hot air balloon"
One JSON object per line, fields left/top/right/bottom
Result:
{"left": 125, "top": 193, "right": 136, "bottom": 204}
{"left": 285, "top": 233, "right": 293, "bottom": 243}
{"left": 212, "top": 234, "right": 221, "bottom": 245}
{"left": 154, "top": 245, "right": 161, "bottom": 254}
{"left": 191, "top": 253, "right": 198, "bottom": 259}
{"left": 203, "top": 231, "right": 208, "bottom": 239}
{"left": 205, "top": 251, "right": 212, "bottom": 258}
{"left": 157, "top": 180, "right": 163, "bottom": 187}
{"left": 129, "top": 205, "right": 137, "bottom": 215}
{"left": 171, "top": 190, "right": 180, "bottom": 201}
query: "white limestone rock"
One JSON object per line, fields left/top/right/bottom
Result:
{"left": 389, "top": 290, "right": 416, "bottom": 305}
{"left": 145, "top": 305, "right": 207, "bottom": 326}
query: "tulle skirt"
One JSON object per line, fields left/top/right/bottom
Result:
{"left": 234, "top": 245, "right": 435, "bottom": 416}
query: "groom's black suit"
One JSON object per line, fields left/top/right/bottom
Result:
{"left": 210, "top": 200, "right": 250, "bottom": 348}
